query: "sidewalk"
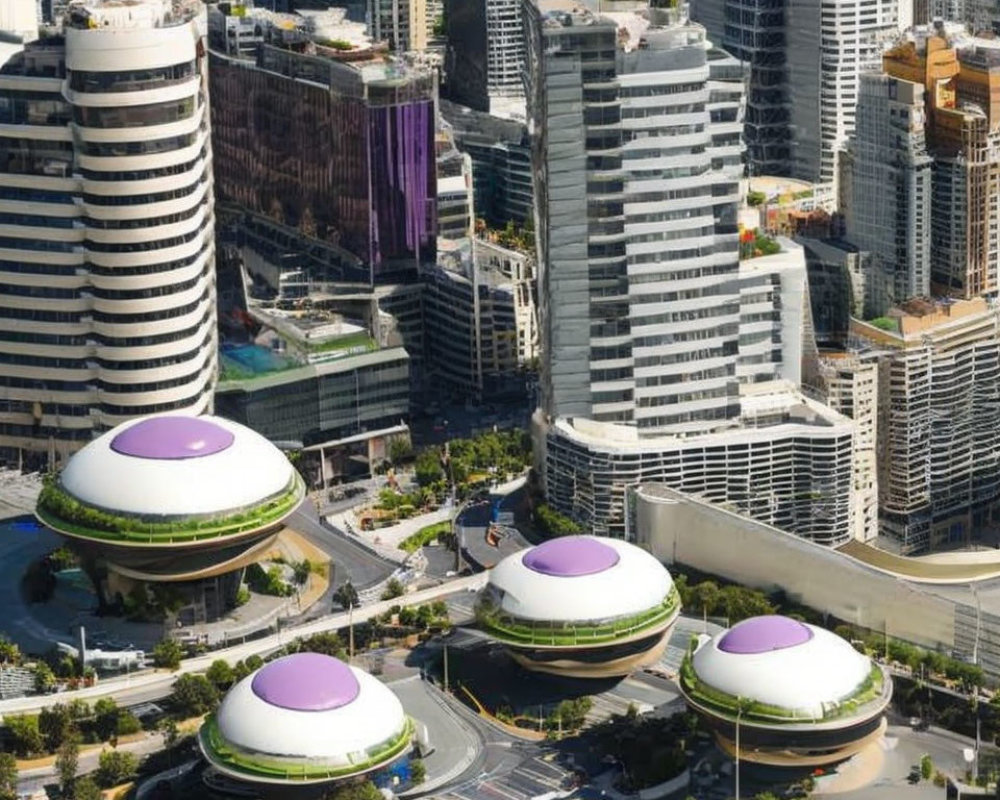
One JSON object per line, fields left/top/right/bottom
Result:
{"left": 327, "top": 508, "right": 453, "bottom": 564}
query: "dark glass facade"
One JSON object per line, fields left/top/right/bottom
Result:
{"left": 209, "top": 47, "right": 436, "bottom": 283}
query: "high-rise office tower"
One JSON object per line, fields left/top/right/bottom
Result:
{"left": 841, "top": 73, "right": 933, "bottom": 315}
{"left": 526, "top": 0, "right": 862, "bottom": 543}
{"left": 208, "top": 7, "right": 437, "bottom": 285}
{"left": 444, "top": 0, "right": 525, "bottom": 113}
{"left": 883, "top": 23, "right": 1000, "bottom": 299}
{"left": 0, "top": 0, "right": 216, "bottom": 465}
{"left": 694, "top": 0, "right": 903, "bottom": 184}
{"left": 691, "top": 0, "right": 789, "bottom": 175}
{"left": 787, "top": 0, "right": 902, "bottom": 186}
{"left": 527, "top": 1, "right": 743, "bottom": 433}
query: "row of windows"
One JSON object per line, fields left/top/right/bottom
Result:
{"left": 634, "top": 341, "right": 737, "bottom": 367}
{"left": 87, "top": 199, "right": 205, "bottom": 230}
{"left": 88, "top": 244, "right": 210, "bottom": 276}
{"left": 83, "top": 176, "right": 205, "bottom": 206}
{"left": 0, "top": 212, "right": 76, "bottom": 228}
{"left": 69, "top": 62, "right": 196, "bottom": 94}
{"left": 86, "top": 217, "right": 209, "bottom": 252}
{"left": 0, "top": 236, "right": 77, "bottom": 252}
{"left": 79, "top": 132, "right": 199, "bottom": 158}
{"left": 74, "top": 97, "right": 196, "bottom": 129}
{"left": 80, "top": 146, "right": 207, "bottom": 182}
{"left": 92, "top": 295, "right": 206, "bottom": 324}
{"left": 0, "top": 186, "right": 74, "bottom": 204}
{"left": 101, "top": 384, "right": 210, "bottom": 417}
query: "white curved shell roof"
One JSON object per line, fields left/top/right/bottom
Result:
{"left": 691, "top": 618, "right": 873, "bottom": 717}
{"left": 487, "top": 536, "right": 674, "bottom": 622}
{"left": 59, "top": 414, "right": 295, "bottom": 517}
{"left": 215, "top": 660, "right": 407, "bottom": 762}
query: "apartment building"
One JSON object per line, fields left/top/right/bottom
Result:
{"left": 841, "top": 73, "right": 933, "bottom": 315}
{"left": 851, "top": 298, "right": 1000, "bottom": 553}
{"left": 524, "top": 0, "right": 863, "bottom": 543}
{"left": 882, "top": 23, "right": 1000, "bottom": 299}
{"left": 423, "top": 237, "right": 538, "bottom": 398}
{"left": 693, "top": 0, "right": 902, "bottom": 184}
{"left": 0, "top": 0, "right": 216, "bottom": 465}
{"left": 440, "top": 99, "right": 533, "bottom": 227}
{"left": 368, "top": 0, "right": 427, "bottom": 51}
{"left": 810, "top": 352, "right": 880, "bottom": 542}
{"left": 525, "top": 0, "right": 744, "bottom": 432}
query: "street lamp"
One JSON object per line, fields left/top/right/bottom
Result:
{"left": 735, "top": 697, "right": 746, "bottom": 800}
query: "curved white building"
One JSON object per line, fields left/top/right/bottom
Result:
{"left": 680, "top": 615, "right": 892, "bottom": 766}
{"left": 36, "top": 414, "right": 304, "bottom": 617}
{"left": 477, "top": 535, "right": 680, "bottom": 677}
{"left": 200, "top": 652, "right": 413, "bottom": 785}
{"left": 0, "top": 0, "right": 215, "bottom": 466}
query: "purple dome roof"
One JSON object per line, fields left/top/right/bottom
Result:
{"left": 250, "top": 653, "right": 360, "bottom": 711}
{"left": 718, "top": 615, "right": 813, "bottom": 655}
{"left": 111, "top": 417, "right": 235, "bottom": 460}
{"left": 522, "top": 536, "right": 620, "bottom": 577}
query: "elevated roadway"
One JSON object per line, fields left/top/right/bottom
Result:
{"left": 0, "top": 573, "right": 486, "bottom": 719}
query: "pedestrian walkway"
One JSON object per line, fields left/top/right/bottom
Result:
{"left": 328, "top": 508, "right": 453, "bottom": 563}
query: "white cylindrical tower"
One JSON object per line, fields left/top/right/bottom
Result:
{"left": 65, "top": 0, "right": 216, "bottom": 431}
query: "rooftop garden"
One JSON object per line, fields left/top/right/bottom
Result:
{"left": 679, "top": 643, "right": 888, "bottom": 725}
{"left": 199, "top": 715, "right": 413, "bottom": 781}
{"left": 476, "top": 584, "right": 680, "bottom": 648}
{"left": 739, "top": 228, "right": 781, "bottom": 260}
{"left": 866, "top": 316, "right": 898, "bottom": 333}
{"left": 36, "top": 474, "right": 305, "bottom": 545}
{"left": 304, "top": 331, "right": 377, "bottom": 355}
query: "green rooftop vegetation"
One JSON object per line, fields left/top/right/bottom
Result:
{"left": 305, "top": 331, "right": 378, "bottom": 355}
{"left": 476, "top": 585, "right": 680, "bottom": 648}
{"left": 36, "top": 474, "right": 304, "bottom": 545}
{"left": 867, "top": 316, "right": 898, "bottom": 333}
{"left": 199, "top": 715, "right": 413, "bottom": 781}
{"left": 679, "top": 644, "right": 887, "bottom": 725}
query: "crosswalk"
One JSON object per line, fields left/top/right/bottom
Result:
{"left": 439, "top": 755, "right": 570, "bottom": 800}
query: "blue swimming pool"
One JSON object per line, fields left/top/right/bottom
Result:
{"left": 220, "top": 343, "right": 294, "bottom": 377}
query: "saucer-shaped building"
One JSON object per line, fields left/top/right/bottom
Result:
{"left": 679, "top": 615, "right": 892, "bottom": 767}
{"left": 476, "top": 535, "right": 680, "bottom": 677}
{"left": 199, "top": 652, "right": 413, "bottom": 786}
{"left": 35, "top": 414, "right": 304, "bottom": 618}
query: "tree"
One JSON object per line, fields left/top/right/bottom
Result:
{"left": 333, "top": 581, "right": 359, "bottom": 610}
{"left": 0, "top": 636, "right": 21, "bottom": 666}
{"left": 152, "top": 638, "right": 184, "bottom": 670}
{"left": 293, "top": 560, "right": 312, "bottom": 586}
{"left": 7, "top": 713, "right": 43, "bottom": 756}
{"left": 0, "top": 753, "right": 17, "bottom": 800}
{"left": 55, "top": 731, "right": 81, "bottom": 796}
{"left": 159, "top": 717, "right": 179, "bottom": 750}
{"left": 95, "top": 749, "right": 137, "bottom": 788}
{"left": 298, "top": 632, "right": 346, "bottom": 659}
{"left": 170, "top": 673, "right": 219, "bottom": 717}
{"left": 40, "top": 702, "right": 73, "bottom": 751}
{"left": 206, "top": 659, "right": 234, "bottom": 691}
{"left": 326, "top": 781, "right": 382, "bottom": 800}
{"left": 414, "top": 449, "right": 444, "bottom": 487}
{"left": 920, "top": 754, "right": 933, "bottom": 780}
{"left": 73, "top": 777, "right": 101, "bottom": 800}
{"left": 410, "top": 758, "right": 426, "bottom": 786}
{"left": 115, "top": 711, "right": 141, "bottom": 737}
{"left": 244, "top": 655, "right": 263, "bottom": 671}
{"left": 34, "top": 661, "right": 56, "bottom": 694}
{"left": 380, "top": 578, "right": 404, "bottom": 601}
{"left": 93, "top": 698, "right": 120, "bottom": 741}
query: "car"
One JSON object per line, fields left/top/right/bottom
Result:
{"left": 908, "top": 766, "right": 921, "bottom": 784}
